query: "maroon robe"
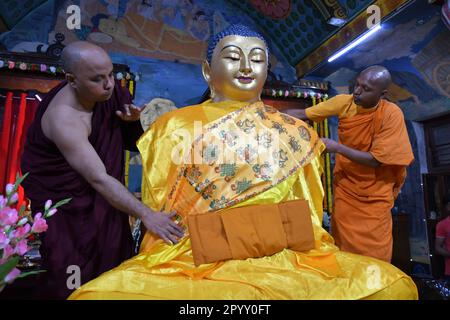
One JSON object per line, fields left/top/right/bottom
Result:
{"left": 21, "top": 81, "right": 141, "bottom": 299}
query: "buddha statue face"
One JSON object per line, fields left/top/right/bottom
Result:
{"left": 202, "top": 34, "right": 268, "bottom": 103}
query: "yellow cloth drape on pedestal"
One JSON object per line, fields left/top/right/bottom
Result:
{"left": 68, "top": 100, "right": 417, "bottom": 300}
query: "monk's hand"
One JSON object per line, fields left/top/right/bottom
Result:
{"left": 116, "top": 104, "right": 142, "bottom": 122}
{"left": 142, "top": 211, "right": 185, "bottom": 245}
{"left": 322, "top": 138, "right": 340, "bottom": 153}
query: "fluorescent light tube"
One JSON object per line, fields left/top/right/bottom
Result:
{"left": 328, "top": 24, "right": 382, "bottom": 62}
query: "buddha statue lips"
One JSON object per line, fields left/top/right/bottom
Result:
{"left": 236, "top": 76, "right": 254, "bottom": 84}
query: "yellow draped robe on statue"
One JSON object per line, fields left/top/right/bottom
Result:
{"left": 69, "top": 100, "right": 417, "bottom": 300}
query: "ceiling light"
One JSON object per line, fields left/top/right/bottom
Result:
{"left": 327, "top": 17, "right": 347, "bottom": 27}
{"left": 328, "top": 24, "right": 382, "bottom": 62}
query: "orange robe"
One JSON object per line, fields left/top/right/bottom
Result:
{"left": 306, "top": 94, "right": 414, "bottom": 262}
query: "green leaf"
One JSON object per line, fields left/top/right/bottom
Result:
{"left": 13, "top": 172, "right": 29, "bottom": 190}
{"left": 0, "top": 256, "right": 20, "bottom": 280}
{"left": 15, "top": 269, "right": 46, "bottom": 279}
{"left": 18, "top": 203, "right": 26, "bottom": 217}
{"left": 13, "top": 173, "right": 21, "bottom": 190}
{"left": 52, "top": 198, "right": 72, "bottom": 209}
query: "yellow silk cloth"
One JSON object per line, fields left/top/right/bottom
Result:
{"left": 69, "top": 100, "right": 417, "bottom": 300}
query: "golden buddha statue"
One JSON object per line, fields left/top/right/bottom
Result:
{"left": 69, "top": 24, "right": 417, "bottom": 300}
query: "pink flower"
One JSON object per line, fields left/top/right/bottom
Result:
{"left": 2, "top": 244, "right": 14, "bottom": 260}
{"left": 12, "top": 223, "right": 31, "bottom": 239}
{"left": 4, "top": 268, "right": 21, "bottom": 284}
{"left": 0, "top": 231, "right": 10, "bottom": 249}
{"left": 8, "top": 193, "right": 18, "bottom": 204}
{"left": 17, "top": 217, "right": 28, "bottom": 226}
{"left": 5, "top": 184, "right": 14, "bottom": 195}
{"left": 44, "top": 200, "right": 52, "bottom": 210}
{"left": 14, "top": 239, "right": 29, "bottom": 256}
{"left": 0, "top": 207, "right": 18, "bottom": 226}
{"left": 31, "top": 212, "right": 48, "bottom": 233}
{"left": 0, "top": 196, "right": 6, "bottom": 209}
{"left": 46, "top": 208, "right": 57, "bottom": 218}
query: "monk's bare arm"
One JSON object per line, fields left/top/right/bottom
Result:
{"left": 322, "top": 138, "right": 381, "bottom": 168}
{"left": 45, "top": 109, "right": 184, "bottom": 244}
{"left": 435, "top": 237, "right": 450, "bottom": 258}
{"left": 284, "top": 96, "right": 345, "bottom": 122}
{"left": 283, "top": 108, "right": 308, "bottom": 120}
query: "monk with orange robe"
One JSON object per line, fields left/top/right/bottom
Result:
{"left": 285, "top": 66, "right": 414, "bottom": 262}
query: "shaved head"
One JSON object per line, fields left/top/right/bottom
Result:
{"left": 60, "top": 41, "right": 115, "bottom": 105}
{"left": 359, "top": 65, "right": 392, "bottom": 91}
{"left": 352, "top": 65, "right": 392, "bottom": 108}
{"left": 61, "top": 41, "right": 111, "bottom": 75}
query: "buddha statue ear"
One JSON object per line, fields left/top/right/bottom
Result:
{"left": 202, "top": 60, "right": 215, "bottom": 99}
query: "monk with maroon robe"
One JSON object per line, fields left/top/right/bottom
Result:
{"left": 285, "top": 66, "right": 414, "bottom": 262}
{"left": 21, "top": 42, "right": 184, "bottom": 299}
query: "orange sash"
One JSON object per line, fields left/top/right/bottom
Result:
{"left": 188, "top": 199, "right": 315, "bottom": 266}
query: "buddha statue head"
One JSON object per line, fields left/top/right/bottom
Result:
{"left": 202, "top": 24, "right": 269, "bottom": 103}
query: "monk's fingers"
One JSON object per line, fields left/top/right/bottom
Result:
{"left": 321, "top": 138, "right": 330, "bottom": 147}
{"left": 123, "top": 104, "right": 132, "bottom": 116}
{"left": 165, "top": 212, "right": 184, "bottom": 232}
{"left": 125, "top": 104, "right": 142, "bottom": 116}
{"left": 167, "top": 211, "right": 177, "bottom": 218}
{"left": 166, "top": 233, "right": 180, "bottom": 245}
{"left": 158, "top": 232, "right": 173, "bottom": 245}
{"left": 158, "top": 230, "right": 179, "bottom": 245}
{"left": 115, "top": 110, "right": 125, "bottom": 119}
{"left": 129, "top": 104, "right": 141, "bottom": 112}
{"left": 168, "top": 223, "right": 184, "bottom": 237}
{"left": 131, "top": 110, "right": 141, "bottom": 118}
{"left": 322, "top": 138, "right": 338, "bottom": 152}
{"left": 152, "top": 226, "right": 171, "bottom": 243}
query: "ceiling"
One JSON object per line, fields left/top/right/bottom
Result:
{"left": 0, "top": 0, "right": 411, "bottom": 76}
{"left": 227, "top": 0, "right": 376, "bottom": 67}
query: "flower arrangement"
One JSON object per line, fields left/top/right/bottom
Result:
{"left": 0, "top": 173, "right": 70, "bottom": 292}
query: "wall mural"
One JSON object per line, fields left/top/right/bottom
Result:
{"left": 0, "top": 0, "right": 297, "bottom": 108}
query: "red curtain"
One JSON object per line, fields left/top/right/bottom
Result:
{"left": 0, "top": 91, "right": 39, "bottom": 203}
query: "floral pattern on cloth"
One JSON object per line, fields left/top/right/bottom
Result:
{"left": 298, "top": 125, "right": 312, "bottom": 142}
{"left": 166, "top": 101, "right": 322, "bottom": 215}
